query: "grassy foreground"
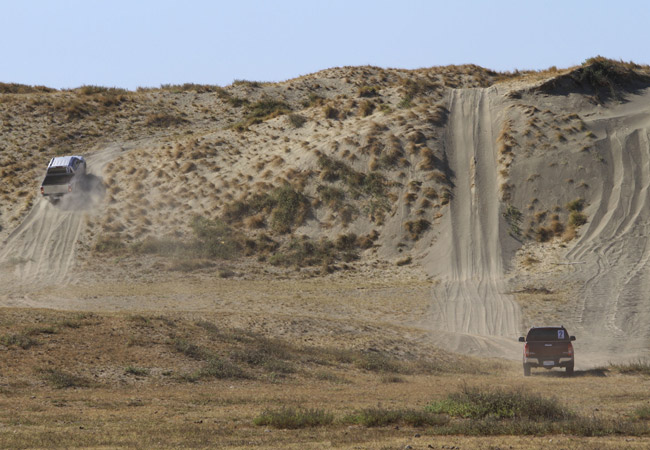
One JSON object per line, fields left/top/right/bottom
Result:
{"left": 0, "top": 309, "right": 649, "bottom": 448}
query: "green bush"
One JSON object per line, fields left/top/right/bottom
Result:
{"left": 159, "top": 83, "right": 220, "bottom": 93}
{"left": 125, "top": 366, "right": 150, "bottom": 376}
{"left": 170, "top": 338, "right": 207, "bottom": 360}
{"left": 93, "top": 235, "right": 126, "bottom": 253}
{"left": 270, "top": 185, "right": 310, "bottom": 234}
{"left": 358, "top": 85, "right": 380, "bottom": 97}
{"left": 254, "top": 407, "right": 334, "bottom": 429}
{"left": 635, "top": 405, "right": 650, "bottom": 420}
{"left": 568, "top": 211, "right": 587, "bottom": 227}
{"left": 190, "top": 216, "right": 242, "bottom": 258}
{"left": 317, "top": 185, "right": 346, "bottom": 208}
{"left": 426, "top": 385, "right": 572, "bottom": 420}
{"left": 230, "top": 97, "right": 291, "bottom": 130}
{"left": 39, "top": 368, "right": 92, "bottom": 389}
{"left": 1, "top": 333, "right": 37, "bottom": 349}
{"left": 221, "top": 186, "right": 309, "bottom": 234}
{"left": 355, "top": 352, "right": 402, "bottom": 373}
{"left": 247, "top": 98, "right": 290, "bottom": 122}
{"left": 269, "top": 236, "right": 337, "bottom": 268}
{"left": 566, "top": 198, "right": 585, "bottom": 212}
{"left": 287, "top": 113, "right": 307, "bottom": 128}
{"left": 344, "top": 408, "right": 448, "bottom": 427}
{"left": 503, "top": 204, "right": 523, "bottom": 237}
{"left": 198, "top": 358, "right": 248, "bottom": 380}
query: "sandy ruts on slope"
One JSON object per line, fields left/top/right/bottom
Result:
{"left": 0, "top": 143, "right": 128, "bottom": 290}
{"left": 425, "top": 88, "right": 521, "bottom": 358}
{"left": 562, "top": 95, "right": 650, "bottom": 363}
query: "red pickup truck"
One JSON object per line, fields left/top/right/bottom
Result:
{"left": 518, "top": 326, "right": 575, "bottom": 376}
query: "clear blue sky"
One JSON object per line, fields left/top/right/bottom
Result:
{"left": 1, "top": 0, "right": 648, "bottom": 90}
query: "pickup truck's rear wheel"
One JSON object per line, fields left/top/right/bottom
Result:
{"left": 523, "top": 364, "right": 531, "bottom": 376}
{"left": 566, "top": 363, "right": 574, "bottom": 376}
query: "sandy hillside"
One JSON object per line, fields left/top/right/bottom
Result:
{"left": 1, "top": 58, "right": 650, "bottom": 367}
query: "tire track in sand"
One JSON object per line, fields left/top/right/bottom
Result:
{"left": 427, "top": 88, "right": 521, "bottom": 358}
{"left": 0, "top": 144, "right": 125, "bottom": 291}
{"left": 564, "top": 116, "right": 650, "bottom": 362}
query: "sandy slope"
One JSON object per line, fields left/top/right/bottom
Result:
{"left": 0, "top": 143, "right": 127, "bottom": 293}
{"left": 560, "top": 92, "right": 650, "bottom": 364}
{"left": 1, "top": 68, "right": 650, "bottom": 369}
{"left": 425, "top": 88, "right": 521, "bottom": 358}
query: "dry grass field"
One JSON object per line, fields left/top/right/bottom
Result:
{"left": 0, "top": 305, "right": 649, "bottom": 449}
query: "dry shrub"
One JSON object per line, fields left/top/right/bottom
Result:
{"left": 497, "top": 120, "right": 517, "bottom": 156}
{"left": 562, "top": 226, "right": 577, "bottom": 242}
{"left": 568, "top": 211, "right": 587, "bottom": 227}
{"left": 550, "top": 219, "right": 564, "bottom": 236}
{"left": 428, "top": 169, "right": 447, "bottom": 184}
{"left": 323, "top": 104, "right": 339, "bottom": 120}
{"left": 523, "top": 256, "right": 540, "bottom": 267}
{"left": 427, "top": 103, "right": 448, "bottom": 125}
{"left": 404, "top": 192, "right": 417, "bottom": 204}
{"left": 145, "top": 113, "right": 188, "bottom": 127}
{"left": 368, "top": 156, "right": 379, "bottom": 171}
{"left": 404, "top": 219, "right": 430, "bottom": 240}
{"left": 244, "top": 214, "right": 266, "bottom": 229}
{"left": 357, "top": 232, "right": 377, "bottom": 249}
{"left": 417, "top": 148, "right": 436, "bottom": 170}
{"left": 395, "top": 256, "right": 412, "bottom": 266}
{"left": 358, "top": 100, "right": 375, "bottom": 117}
{"left": 423, "top": 187, "right": 438, "bottom": 199}
{"left": 271, "top": 156, "right": 285, "bottom": 167}
{"left": 500, "top": 182, "right": 513, "bottom": 201}
{"left": 534, "top": 211, "right": 547, "bottom": 223}
{"left": 407, "top": 130, "right": 427, "bottom": 144}
{"left": 535, "top": 226, "right": 554, "bottom": 242}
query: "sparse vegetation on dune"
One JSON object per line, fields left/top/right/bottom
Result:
{"left": 3, "top": 59, "right": 650, "bottom": 450}
{"left": 3, "top": 58, "right": 621, "bottom": 256}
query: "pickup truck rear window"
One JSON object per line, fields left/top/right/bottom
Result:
{"left": 47, "top": 166, "right": 70, "bottom": 175}
{"left": 526, "top": 328, "right": 569, "bottom": 341}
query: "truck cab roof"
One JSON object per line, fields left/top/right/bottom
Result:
{"left": 47, "top": 156, "right": 85, "bottom": 169}
{"left": 46, "top": 156, "right": 86, "bottom": 175}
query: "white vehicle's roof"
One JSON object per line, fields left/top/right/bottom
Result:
{"left": 48, "top": 155, "right": 84, "bottom": 168}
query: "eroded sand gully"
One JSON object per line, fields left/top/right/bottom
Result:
{"left": 426, "top": 87, "right": 650, "bottom": 365}
{"left": 426, "top": 88, "right": 522, "bottom": 359}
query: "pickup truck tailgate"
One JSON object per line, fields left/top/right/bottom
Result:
{"left": 530, "top": 341, "right": 571, "bottom": 357}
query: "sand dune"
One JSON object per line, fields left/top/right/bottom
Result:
{"left": 1, "top": 62, "right": 649, "bottom": 367}
{"left": 560, "top": 92, "right": 650, "bottom": 364}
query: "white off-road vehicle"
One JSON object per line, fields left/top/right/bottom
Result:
{"left": 40, "top": 155, "right": 87, "bottom": 200}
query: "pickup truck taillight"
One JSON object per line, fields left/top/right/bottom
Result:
{"left": 40, "top": 186, "right": 44, "bottom": 195}
{"left": 567, "top": 342, "right": 574, "bottom": 357}
{"left": 68, "top": 184, "right": 73, "bottom": 193}
{"left": 524, "top": 342, "right": 530, "bottom": 357}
